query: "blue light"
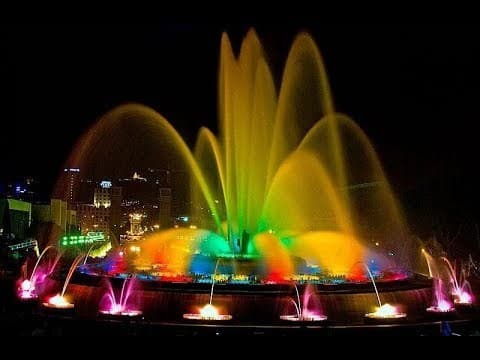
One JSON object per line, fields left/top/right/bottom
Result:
{"left": 100, "top": 181, "right": 112, "bottom": 188}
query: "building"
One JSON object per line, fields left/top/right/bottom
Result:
{"left": 109, "top": 186, "right": 122, "bottom": 233}
{"left": 77, "top": 178, "right": 96, "bottom": 204}
{"left": 31, "top": 199, "right": 77, "bottom": 233}
{"left": 0, "top": 199, "right": 31, "bottom": 241}
{"left": 120, "top": 171, "right": 161, "bottom": 230}
{"left": 129, "top": 213, "right": 143, "bottom": 235}
{"left": 75, "top": 181, "right": 122, "bottom": 239}
{"left": 159, "top": 187, "right": 172, "bottom": 228}
{"left": 93, "top": 181, "right": 122, "bottom": 230}
{"left": 94, "top": 181, "right": 113, "bottom": 208}
{"left": 58, "top": 168, "right": 80, "bottom": 204}
{"left": 76, "top": 203, "right": 110, "bottom": 236}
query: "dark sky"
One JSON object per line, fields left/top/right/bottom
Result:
{"left": 2, "top": 23, "right": 480, "bottom": 225}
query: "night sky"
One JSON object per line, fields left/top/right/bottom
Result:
{"left": 2, "top": 23, "right": 480, "bottom": 233}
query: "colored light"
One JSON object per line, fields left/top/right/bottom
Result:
{"left": 72, "top": 29, "right": 410, "bottom": 290}
{"left": 455, "top": 291, "right": 473, "bottom": 305}
{"left": 100, "top": 181, "right": 112, "bottom": 188}
{"left": 20, "top": 279, "right": 33, "bottom": 291}
{"left": 43, "top": 294, "right": 74, "bottom": 309}
{"left": 99, "top": 302, "right": 142, "bottom": 317}
{"left": 60, "top": 233, "right": 105, "bottom": 247}
{"left": 280, "top": 311, "right": 327, "bottom": 322}
{"left": 17, "top": 279, "right": 37, "bottom": 300}
{"left": 183, "top": 304, "right": 232, "bottom": 321}
{"left": 200, "top": 304, "right": 218, "bottom": 318}
{"left": 365, "top": 303, "right": 407, "bottom": 319}
{"left": 427, "top": 299, "right": 454, "bottom": 313}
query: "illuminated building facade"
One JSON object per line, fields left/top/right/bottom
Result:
{"left": 76, "top": 203, "right": 110, "bottom": 235}
{"left": 0, "top": 199, "right": 31, "bottom": 241}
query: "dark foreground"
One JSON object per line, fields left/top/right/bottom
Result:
{"left": 1, "top": 309, "right": 479, "bottom": 336}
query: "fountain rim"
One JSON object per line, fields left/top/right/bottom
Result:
{"left": 48, "top": 271, "right": 432, "bottom": 295}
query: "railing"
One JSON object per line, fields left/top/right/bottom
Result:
{"left": 8, "top": 239, "right": 38, "bottom": 251}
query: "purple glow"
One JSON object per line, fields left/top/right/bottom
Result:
{"left": 280, "top": 312, "right": 328, "bottom": 322}
{"left": 99, "top": 277, "right": 142, "bottom": 317}
{"left": 280, "top": 283, "right": 327, "bottom": 322}
{"left": 441, "top": 258, "right": 475, "bottom": 306}
{"left": 427, "top": 277, "right": 454, "bottom": 313}
{"left": 17, "top": 248, "right": 61, "bottom": 301}
{"left": 18, "top": 279, "right": 37, "bottom": 300}
{"left": 427, "top": 299, "right": 454, "bottom": 313}
{"left": 454, "top": 290, "right": 473, "bottom": 305}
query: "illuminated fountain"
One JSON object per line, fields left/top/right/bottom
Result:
{"left": 280, "top": 283, "right": 327, "bottom": 322}
{"left": 441, "top": 257, "right": 474, "bottom": 306}
{"left": 17, "top": 245, "right": 60, "bottom": 300}
{"left": 422, "top": 250, "right": 456, "bottom": 314}
{"left": 99, "top": 277, "right": 142, "bottom": 317}
{"left": 363, "top": 264, "right": 406, "bottom": 320}
{"left": 184, "top": 259, "right": 232, "bottom": 321}
{"left": 43, "top": 254, "right": 84, "bottom": 309}
{"left": 426, "top": 278, "right": 454, "bottom": 314}
{"left": 83, "top": 243, "right": 98, "bottom": 265}
{"left": 49, "top": 29, "right": 442, "bottom": 326}
{"left": 66, "top": 29, "right": 411, "bottom": 282}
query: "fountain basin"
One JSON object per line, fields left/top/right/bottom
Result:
{"left": 183, "top": 313, "right": 233, "bottom": 321}
{"left": 43, "top": 272, "right": 432, "bottom": 324}
{"left": 99, "top": 310, "right": 143, "bottom": 317}
{"left": 280, "top": 314, "right": 327, "bottom": 322}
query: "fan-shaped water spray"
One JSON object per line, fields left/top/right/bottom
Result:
{"left": 17, "top": 246, "right": 60, "bottom": 300}
{"left": 280, "top": 283, "right": 327, "bottom": 322}
{"left": 61, "top": 29, "right": 409, "bottom": 282}
{"left": 99, "top": 277, "right": 142, "bottom": 316}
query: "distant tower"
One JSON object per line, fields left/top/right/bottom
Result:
{"left": 109, "top": 186, "right": 122, "bottom": 231}
{"left": 159, "top": 187, "right": 172, "bottom": 228}
{"left": 62, "top": 168, "right": 80, "bottom": 204}
{"left": 129, "top": 213, "right": 143, "bottom": 236}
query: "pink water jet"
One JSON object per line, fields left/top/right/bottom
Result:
{"left": 17, "top": 246, "right": 60, "bottom": 300}
{"left": 280, "top": 283, "right": 327, "bottom": 322}
{"left": 427, "top": 279, "right": 454, "bottom": 313}
{"left": 18, "top": 279, "right": 37, "bottom": 300}
{"left": 99, "top": 277, "right": 142, "bottom": 317}
{"left": 441, "top": 257, "right": 474, "bottom": 306}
